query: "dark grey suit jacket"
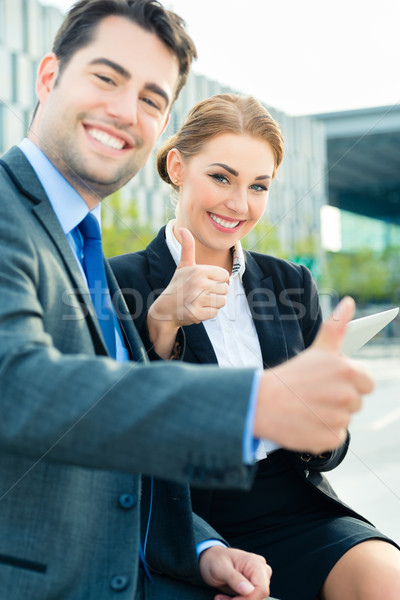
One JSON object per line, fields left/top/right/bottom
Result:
{"left": 111, "top": 226, "right": 371, "bottom": 520}
{"left": 0, "top": 149, "right": 260, "bottom": 600}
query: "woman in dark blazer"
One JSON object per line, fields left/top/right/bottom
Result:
{"left": 111, "top": 94, "right": 400, "bottom": 600}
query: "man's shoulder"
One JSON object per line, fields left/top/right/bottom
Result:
{"left": 0, "top": 145, "right": 29, "bottom": 172}
{"left": 0, "top": 146, "right": 39, "bottom": 198}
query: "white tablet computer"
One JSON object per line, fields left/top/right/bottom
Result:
{"left": 341, "top": 307, "right": 399, "bottom": 356}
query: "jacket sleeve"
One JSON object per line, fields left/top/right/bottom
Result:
{"left": 0, "top": 189, "right": 256, "bottom": 490}
{"left": 141, "top": 477, "right": 227, "bottom": 586}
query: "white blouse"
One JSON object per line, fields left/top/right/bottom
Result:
{"left": 165, "top": 220, "right": 279, "bottom": 459}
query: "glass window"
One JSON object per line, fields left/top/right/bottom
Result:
{"left": 0, "top": 103, "right": 4, "bottom": 153}
{"left": 11, "top": 53, "right": 18, "bottom": 103}
{"left": 0, "top": 0, "right": 5, "bottom": 44}
{"left": 22, "top": 0, "right": 29, "bottom": 53}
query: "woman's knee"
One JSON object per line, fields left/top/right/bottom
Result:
{"left": 320, "top": 539, "right": 400, "bottom": 600}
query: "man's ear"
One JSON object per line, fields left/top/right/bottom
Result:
{"left": 36, "top": 53, "right": 60, "bottom": 105}
{"left": 166, "top": 148, "right": 184, "bottom": 184}
{"left": 160, "top": 113, "right": 170, "bottom": 136}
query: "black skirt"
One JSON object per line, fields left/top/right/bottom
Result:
{"left": 191, "top": 449, "right": 398, "bottom": 600}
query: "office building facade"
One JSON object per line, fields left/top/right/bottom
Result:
{"left": 0, "top": 0, "right": 327, "bottom": 259}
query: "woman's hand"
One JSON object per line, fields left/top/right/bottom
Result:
{"left": 147, "top": 228, "right": 229, "bottom": 358}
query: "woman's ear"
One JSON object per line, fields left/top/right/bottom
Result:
{"left": 36, "top": 53, "right": 60, "bottom": 105}
{"left": 167, "top": 148, "right": 184, "bottom": 186}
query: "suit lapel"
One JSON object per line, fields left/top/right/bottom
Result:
{"left": 242, "top": 251, "right": 289, "bottom": 368}
{"left": 146, "top": 229, "right": 218, "bottom": 364}
{"left": 183, "top": 323, "right": 218, "bottom": 364}
{"left": 1, "top": 148, "right": 111, "bottom": 357}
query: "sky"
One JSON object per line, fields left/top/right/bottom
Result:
{"left": 44, "top": 0, "right": 400, "bottom": 116}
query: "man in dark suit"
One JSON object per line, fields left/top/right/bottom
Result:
{"left": 0, "top": 1, "right": 372, "bottom": 599}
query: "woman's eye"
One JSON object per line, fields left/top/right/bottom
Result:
{"left": 250, "top": 183, "right": 269, "bottom": 192}
{"left": 209, "top": 173, "right": 229, "bottom": 184}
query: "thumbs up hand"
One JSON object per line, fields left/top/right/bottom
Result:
{"left": 147, "top": 228, "right": 229, "bottom": 358}
{"left": 254, "top": 297, "right": 374, "bottom": 454}
{"left": 160, "top": 227, "right": 229, "bottom": 326}
{"left": 178, "top": 227, "right": 197, "bottom": 268}
{"left": 313, "top": 295, "right": 355, "bottom": 354}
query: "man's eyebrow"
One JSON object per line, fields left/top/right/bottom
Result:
{"left": 89, "top": 58, "right": 131, "bottom": 79}
{"left": 88, "top": 59, "right": 170, "bottom": 108}
{"left": 209, "top": 163, "right": 239, "bottom": 177}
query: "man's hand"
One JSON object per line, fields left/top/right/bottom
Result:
{"left": 146, "top": 228, "right": 229, "bottom": 358}
{"left": 199, "top": 545, "right": 272, "bottom": 600}
{"left": 254, "top": 296, "right": 374, "bottom": 454}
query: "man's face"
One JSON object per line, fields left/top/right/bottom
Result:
{"left": 31, "top": 16, "right": 179, "bottom": 207}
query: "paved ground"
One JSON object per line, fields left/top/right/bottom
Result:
{"left": 327, "top": 343, "right": 400, "bottom": 545}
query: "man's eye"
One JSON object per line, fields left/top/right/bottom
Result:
{"left": 209, "top": 173, "right": 229, "bottom": 184}
{"left": 141, "top": 97, "right": 161, "bottom": 111}
{"left": 95, "top": 74, "right": 115, "bottom": 86}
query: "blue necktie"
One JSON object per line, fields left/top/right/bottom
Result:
{"left": 78, "top": 213, "right": 116, "bottom": 359}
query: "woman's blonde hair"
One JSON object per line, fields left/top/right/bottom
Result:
{"left": 157, "top": 93, "right": 284, "bottom": 191}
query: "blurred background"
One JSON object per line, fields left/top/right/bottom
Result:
{"left": 2, "top": 0, "right": 400, "bottom": 321}
{"left": 1, "top": 0, "right": 399, "bottom": 544}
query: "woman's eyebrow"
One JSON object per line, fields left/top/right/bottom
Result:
{"left": 208, "top": 163, "right": 239, "bottom": 176}
{"left": 208, "top": 163, "right": 272, "bottom": 181}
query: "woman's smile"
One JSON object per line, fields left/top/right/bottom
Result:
{"left": 207, "top": 211, "right": 244, "bottom": 232}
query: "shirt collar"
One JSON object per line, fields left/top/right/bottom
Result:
{"left": 18, "top": 138, "right": 101, "bottom": 233}
{"left": 165, "top": 219, "right": 246, "bottom": 280}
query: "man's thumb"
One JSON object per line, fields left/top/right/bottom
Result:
{"left": 313, "top": 296, "right": 355, "bottom": 353}
{"left": 178, "top": 228, "right": 196, "bottom": 267}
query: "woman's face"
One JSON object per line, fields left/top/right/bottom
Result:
{"left": 171, "top": 133, "right": 275, "bottom": 259}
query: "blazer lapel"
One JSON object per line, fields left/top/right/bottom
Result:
{"left": 1, "top": 148, "right": 109, "bottom": 357}
{"left": 242, "top": 251, "right": 289, "bottom": 368}
{"left": 145, "top": 228, "right": 218, "bottom": 365}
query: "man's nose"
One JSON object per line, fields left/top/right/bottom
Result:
{"left": 106, "top": 90, "right": 139, "bottom": 125}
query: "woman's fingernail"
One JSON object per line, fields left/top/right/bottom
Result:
{"left": 238, "top": 580, "right": 255, "bottom": 594}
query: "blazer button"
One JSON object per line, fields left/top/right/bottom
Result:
{"left": 118, "top": 493, "right": 137, "bottom": 509}
{"left": 110, "top": 575, "right": 130, "bottom": 591}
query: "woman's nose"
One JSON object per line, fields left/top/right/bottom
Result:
{"left": 225, "top": 187, "right": 248, "bottom": 214}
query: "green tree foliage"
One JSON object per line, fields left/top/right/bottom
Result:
{"left": 101, "top": 191, "right": 156, "bottom": 258}
{"left": 100, "top": 194, "right": 400, "bottom": 307}
{"left": 321, "top": 247, "right": 400, "bottom": 304}
{"left": 242, "top": 218, "right": 287, "bottom": 258}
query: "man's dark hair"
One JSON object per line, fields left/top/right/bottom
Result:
{"left": 52, "top": 0, "right": 197, "bottom": 102}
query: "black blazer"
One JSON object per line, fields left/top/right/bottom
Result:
{"left": 111, "top": 226, "right": 372, "bottom": 525}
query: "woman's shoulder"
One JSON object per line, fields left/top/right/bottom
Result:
{"left": 244, "top": 249, "right": 309, "bottom": 281}
{"left": 109, "top": 247, "right": 150, "bottom": 280}
{"left": 109, "top": 227, "right": 166, "bottom": 277}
